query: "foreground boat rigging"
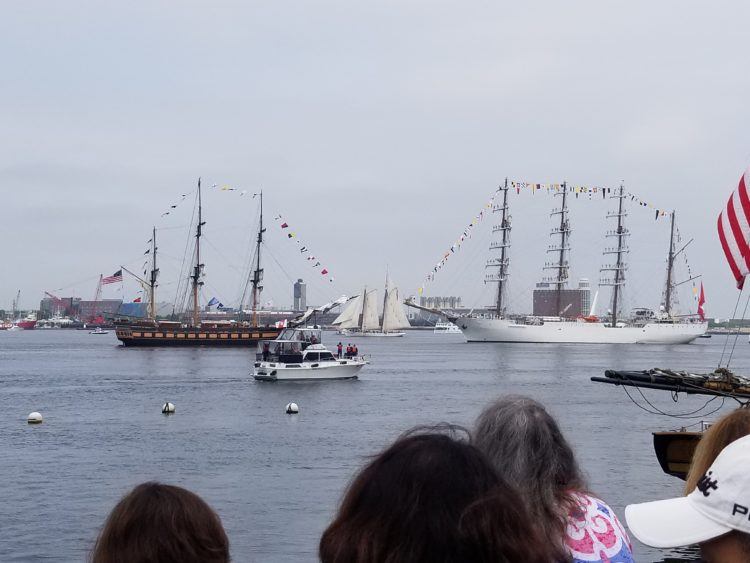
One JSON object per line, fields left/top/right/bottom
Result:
{"left": 411, "top": 179, "right": 707, "bottom": 344}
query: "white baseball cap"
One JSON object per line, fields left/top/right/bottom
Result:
{"left": 625, "top": 434, "right": 750, "bottom": 548}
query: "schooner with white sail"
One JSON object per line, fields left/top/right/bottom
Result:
{"left": 333, "top": 275, "right": 411, "bottom": 337}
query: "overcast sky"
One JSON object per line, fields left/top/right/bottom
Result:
{"left": 3, "top": 1, "right": 750, "bottom": 317}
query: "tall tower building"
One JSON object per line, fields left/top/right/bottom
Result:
{"left": 293, "top": 279, "right": 307, "bottom": 311}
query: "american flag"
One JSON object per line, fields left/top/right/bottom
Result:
{"left": 718, "top": 167, "right": 750, "bottom": 289}
{"left": 102, "top": 269, "right": 123, "bottom": 285}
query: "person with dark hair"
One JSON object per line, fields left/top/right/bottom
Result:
{"left": 320, "top": 427, "right": 555, "bottom": 563}
{"left": 472, "top": 395, "right": 633, "bottom": 563}
{"left": 262, "top": 341, "right": 270, "bottom": 361}
{"left": 91, "top": 482, "right": 230, "bottom": 563}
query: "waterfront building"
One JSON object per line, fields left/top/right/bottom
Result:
{"left": 532, "top": 278, "right": 591, "bottom": 318}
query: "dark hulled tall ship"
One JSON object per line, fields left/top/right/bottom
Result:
{"left": 115, "top": 180, "right": 283, "bottom": 346}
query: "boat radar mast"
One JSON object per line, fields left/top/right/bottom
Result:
{"left": 191, "top": 178, "right": 205, "bottom": 327}
{"left": 487, "top": 178, "right": 511, "bottom": 317}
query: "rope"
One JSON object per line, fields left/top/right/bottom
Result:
{"left": 621, "top": 385, "right": 726, "bottom": 419}
{"left": 726, "top": 290, "right": 750, "bottom": 369}
{"left": 719, "top": 287, "right": 745, "bottom": 368}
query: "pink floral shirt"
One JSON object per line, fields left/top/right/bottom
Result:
{"left": 564, "top": 492, "right": 634, "bottom": 563}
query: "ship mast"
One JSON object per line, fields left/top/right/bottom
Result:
{"left": 191, "top": 178, "right": 205, "bottom": 327}
{"left": 544, "top": 182, "right": 571, "bottom": 317}
{"left": 149, "top": 226, "right": 159, "bottom": 320}
{"left": 488, "top": 179, "right": 511, "bottom": 317}
{"left": 663, "top": 210, "right": 676, "bottom": 316}
{"left": 601, "top": 184, "right": 629, "bottom": 327}
{"left": 251, "top": 190, "right": 265, "bottom": 327}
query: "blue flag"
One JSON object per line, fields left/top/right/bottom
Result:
{"left": 207, "top": 297, "right": 219, "bottom": 306}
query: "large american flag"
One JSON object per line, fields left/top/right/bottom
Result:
{"left": 718, "top": 168, "right": 750, "bottom": 289}
{"left": 102, "top": 269, "right": 123, "bottom": 285}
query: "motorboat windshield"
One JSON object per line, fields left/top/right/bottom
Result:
{"left": 276, "top": 327, "right": 322, "bottom": 344}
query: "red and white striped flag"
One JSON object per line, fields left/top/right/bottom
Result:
{"left": 718, "top": 168, "right": 750, "bottom": 289}
{"left": 102, "top": 269, "right": 123, "bottom": 285}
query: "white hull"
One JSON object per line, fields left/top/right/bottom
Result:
{"left": 434, "top": 322, "right": 461, "bottom": 334}
{"left": 338, "top": 330, "right": 405, "bottom": 337}
{"left": 254, "top": 359, "right": 365, "bottom": 381}
{"left": 458, "top": 317, "right": 708, "bottom": 344}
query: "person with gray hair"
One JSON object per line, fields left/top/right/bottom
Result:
{"left": 472, "top": 395, "right": 634, "bottom": 563}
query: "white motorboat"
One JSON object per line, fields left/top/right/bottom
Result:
{"left": 333, "top": 274, "right": 410, "bottom": 337}
{"left": 254, "top": 327, "right": 366, "bottom": 381}
{"left": 89, "top": 327, "right": 109, "bottom": 335}
{"left": 434, "top": 321, "right": 461, "bottom": 334}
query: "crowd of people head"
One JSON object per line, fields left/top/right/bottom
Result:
{"left": 88, "top": 397, "right": 750, "bottom": 562}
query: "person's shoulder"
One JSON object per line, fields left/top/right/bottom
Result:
{"left": 564, "top": 491, "right": 635, "bottom": 563}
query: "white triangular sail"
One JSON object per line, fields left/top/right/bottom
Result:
{"left": 361, "top": 290, "right": 380, "bottom": 331}
{"left": 332, "top": 294, "right": 363, "bottom": 329}
{"left": 382, "top": 284, "right": 410, "bottom": 332}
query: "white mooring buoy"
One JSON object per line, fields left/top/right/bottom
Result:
{"left": 162, "top": 402, "right": 176, "bottom": 414}
{"left": 285, "top": 402, "right": 299, "bottom": 414}
{"left": 27, "top": 412, "right": 43, "bottom": 424}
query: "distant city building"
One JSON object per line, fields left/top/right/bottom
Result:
{"left": 118, "top": 302, "right": 147, "bottom": 318}
{"left": 79, "top": 299, "right": 123, "bottom": 321}
{"left": 39, "top": 296, "right": 81, "bottom": 318}
{"left": 419, "top": 296, "right": 462, "bottom": 309}
{"left": 293, "top": 279, "right": 307, "bottom": 311}
{"left": 533, "top": 278, "right": 591, "bottom": 318}
{"left": 39, "top": 296, "right": 123, "bottom": 320}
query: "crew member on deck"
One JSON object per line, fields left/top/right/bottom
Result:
{"left": 337, "top": 342, "right": 343, "bottom": 358}
{"left": 352, "top": 344, "right": 358, "bottom": 357}
{"left": 262, "top": 342, "right": 270, "bottom": 361}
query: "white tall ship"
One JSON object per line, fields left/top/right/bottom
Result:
{"left": 443, "top": 180, "right": 707, "bottom": 343}
{"left": 333, "top": 275, "right": 411, "bottom": 337}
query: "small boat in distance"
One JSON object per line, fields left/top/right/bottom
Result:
{"left": 254, "top": 327, "right": 366, "bottom": 381}
{"left": 333, "top": 274, "right": 410, "bottom": 337}
{"left": 89, "top": 327, "right": 109, "bottom": 335}
{"left": 434, "top": 321, "right": 461, "bottom": 334}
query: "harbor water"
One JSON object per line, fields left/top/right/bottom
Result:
{"left": 1, "top": 329, "right": 743, "bottom": 562}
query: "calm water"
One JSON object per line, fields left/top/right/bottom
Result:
{"left": 1, "top": 329, "right": 744, "bottom": 562}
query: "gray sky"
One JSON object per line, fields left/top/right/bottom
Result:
{"left": 3, "top": 1, "right": 750, "bottom": 317}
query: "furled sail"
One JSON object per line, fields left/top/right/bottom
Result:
{"left": 332, "top": 294, "right": 362, "bottom": 329}
{"left": 360, "top": 290, "right": 380, "bottom": 331}
{"left": 382, "top": 284, "right": 411, "bottom": 332}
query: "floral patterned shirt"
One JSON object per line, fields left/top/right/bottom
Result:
{"left": 564, "top": 492, "right": 634, "bottom": 563}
